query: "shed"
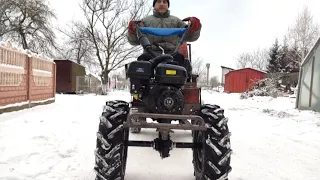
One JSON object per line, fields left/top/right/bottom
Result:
{"left": 224, "top": 68, "right": 266, "bottom": 93}
{"left": 296, "top": 37, "right": 320, "bottom": 111}
{"left": 54, "top": 60, "right": 86, "bottom": 93}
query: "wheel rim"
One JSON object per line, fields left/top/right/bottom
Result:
{"left": 122, "top": 129, "right": 129, "bottom": 177}
{"left": 194, "top": 131, "right": 205, "bottom": 173}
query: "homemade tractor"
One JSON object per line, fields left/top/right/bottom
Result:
{"left": 94, "top": 22, "right": 232, "bottom": 180}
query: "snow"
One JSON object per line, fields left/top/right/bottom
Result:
{"left": 0, "top": 64, "right": 24, "bottom": 69}
{"left": 0, "top": 90, "right": 320, "bottom": 180}
{"left": 0, "top": 40, "right": 54, "bottom": 62}
{"left": 0, "top": 98, "right": 55, "bottom": 110}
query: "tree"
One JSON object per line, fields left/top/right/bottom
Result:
{"left": 210, "top": 76, "right": 219, "bottom": 88}
{"left": 236, "top": 48, "right": 268, "bottom": 71}
{"left": 266, "top": 38, "right": 282, "bottom": 73}
{"left": 251, "top": 48, "right": 269, "bottom": 71}
{"left": 79, "top": 0, "right": 151, "bottom": 94}
{"left": 56, "top": 20, "right": 97, "bottom": 72}
{"left": 236, "top": 52, "right": 252, "bottom": 69}
{"left": 191, "top": 56, "right": 207, "bottom": 85}
{"left": 285, "top": 5, "right": 320, "bottom": 64}
{"left": 279, "top": 37, "right": 300, "bottom": 73}
{"left": 0, "top": 0, "right": 57, "bottom": 56}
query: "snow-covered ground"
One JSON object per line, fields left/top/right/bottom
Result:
{"left": 0, "top": 90, "right": 320, "bottom": 180}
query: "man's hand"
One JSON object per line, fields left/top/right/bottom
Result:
{"left": 128, "top": 20, "right": 143, "bottom": 34}
{"left": 182, "top": 17, "right": 201, "bottom": 32}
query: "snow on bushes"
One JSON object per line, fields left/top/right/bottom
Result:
{"left": 240, "top": 77, "right": 291, "bottom": 99}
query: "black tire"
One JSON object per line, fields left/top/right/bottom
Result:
{"left": 193, "top": 104, "right": 232, "bottom": 180}
{"left": 94, "top": 100, "right": 130, "bottom": 180}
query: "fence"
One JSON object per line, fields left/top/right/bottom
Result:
{"left": 0, "top": 43, "right": 56, "bottom": 112}
{"left": 76, "top": 75, "right": 102, "bottom": 94}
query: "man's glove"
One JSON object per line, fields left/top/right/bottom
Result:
{"left": 182, "top": 17, "right": 201, "bottom": 32}
{"left": 128, "top": 20, "right": 143, "bottom": 34}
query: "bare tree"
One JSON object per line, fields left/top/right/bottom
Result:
{"left": 210, "top": 76, "right": 219, "bottom": 88}
{"left": 236, "top": 48, "right": 268, "bottom": 71}
{"left": 57, "top": 21, "right": 96, "bottom": 66}
{"left": 236, "top": 52, "right": 252, "bottom": 69}
{"left": 251, "top": 48, "right": 269, "bottom": 71}
{"left": 285, "top": 5, "right": 320, "bottom": 63}
{"left": 191, "top": 56, "right": 207, "bottom": 84}
{"left": 79, "top": 0, "right": 151, "bottom": 94}
{"left": 0, "top": 0, "right": 57, "bottom": 57}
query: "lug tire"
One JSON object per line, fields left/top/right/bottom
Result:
{"left": 94, "top": 100, "right": 130, "bottom": 180}
{"left": 193, "top": 104, "right": 232, "bottom": 180}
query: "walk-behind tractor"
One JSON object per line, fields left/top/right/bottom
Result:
{"left": 94, "top": 22, "right": 232, "bottom": 180}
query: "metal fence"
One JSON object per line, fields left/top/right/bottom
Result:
{"left": 76, "top": 75, "right": 102, "bottom": 94}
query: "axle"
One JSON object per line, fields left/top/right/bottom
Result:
{"left": 125, "top": 139, "right": 202, "bottom": 159}
{"left": 127, "top": 140, "right": 202, "bottom": 148}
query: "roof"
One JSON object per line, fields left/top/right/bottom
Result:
{"left": 226, "top": 67, "right": 267, "bottom": 76}
{"left": 301, "top": 37, "right": 320, "bottom": 67}
{"left": 54, "top": 59, "right": 85, "bottom": 68}
{"left": 221, "top": 66, "right": 235, "bottom": 70}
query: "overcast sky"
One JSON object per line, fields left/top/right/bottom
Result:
{"left": 49, "top": 0, "right": 320, "bottom": 79}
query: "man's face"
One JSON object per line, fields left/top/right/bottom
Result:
{"left": 154, "top": 0, "right": 169, "bottom": 14}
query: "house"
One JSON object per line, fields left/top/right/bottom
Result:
{"left": 224, "top": 68, "right": 266, "bottom": 93}
{"left": 221, "top": 66, "right": 234, "bottom": 86}
{"left": 296, "top": 37, "right": 320, "bottom": 111}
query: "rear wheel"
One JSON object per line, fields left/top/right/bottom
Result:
{"left": 193, "top": 104, "right": 232, "bottom": 180}
{"left": 94, "top": 100, "right": 129, "bottom": 180}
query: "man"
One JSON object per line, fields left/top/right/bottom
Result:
{"left": 126, "top": 0, "right": 201, "bottom": 133}
{"left": 127, "top": 0, "right": 201, "bottom": 58}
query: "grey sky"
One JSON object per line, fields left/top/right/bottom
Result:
{"left": 49, "top": 0, "right": 320, "bottom": 79}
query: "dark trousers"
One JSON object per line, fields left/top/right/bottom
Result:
{"left": 137, "top": 52, "right": 192, "bottom": 76}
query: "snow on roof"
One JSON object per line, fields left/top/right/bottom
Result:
{"left": 226, "top": 67, "right": 267, "bottom": 75}
{"left": 221, "top": 66, "right": 235, "bottom": 70}
{"left": 0, "top": 40, "right": 54, "bottom": 62}
{"left": 88, "top": 72, "right": 101, "bottom": 81}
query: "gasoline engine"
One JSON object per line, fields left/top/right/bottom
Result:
{"left": 126, "top": 54, "right": 187, "bottom": 115}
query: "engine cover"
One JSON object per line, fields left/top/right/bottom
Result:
{"left": 142, "top": 85, "right": 184, "bottom": 114}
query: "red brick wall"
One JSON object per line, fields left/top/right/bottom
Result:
{"left": 0, "top": 45, "right": 56, "bottom": 107}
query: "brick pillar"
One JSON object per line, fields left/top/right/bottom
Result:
{"left": 53, "top": 63, "right": 56, "bottom": 98}
{"left": 27, "top": 56, "right": 32, "bottom": 107}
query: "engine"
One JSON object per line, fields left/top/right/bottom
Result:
{"left": 126, "top": 56, "right": 188, "bottom": 114}
{"left": 142, "top": 85, "right": 184, "bottom": 114}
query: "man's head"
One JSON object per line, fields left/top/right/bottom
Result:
{"left": 153, "top": 0, "right": 170, "bottom": 14}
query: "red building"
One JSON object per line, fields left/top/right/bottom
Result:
{"left": 224, "top": 68, "right": 266, "bottom": 93}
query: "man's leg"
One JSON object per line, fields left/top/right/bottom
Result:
{"left": 137, "top": 52, "right": 153, "bottom": 61}
{"left": 172, "top": 52, "right": 192, "bottom": 78}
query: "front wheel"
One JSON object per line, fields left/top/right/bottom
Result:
{"left": 94, "top": 100, "right": 130, "bottom": 180}
{"left": 193, "top": 104, "right": 232, "bottom": 180}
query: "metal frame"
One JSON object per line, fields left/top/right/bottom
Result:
{"left": 124, "top": 112, "right": 206, "bottom": 131}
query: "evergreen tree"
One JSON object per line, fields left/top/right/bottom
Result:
{"left": 267, "top": 38, "right": 282, "bottom": 73}
{"left": 286, "top": 45, "right": 301, "bottom": 72}
{"left": 279, "top": 39, "right": 291, "bottom": 73}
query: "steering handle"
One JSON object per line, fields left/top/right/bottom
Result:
{"left": 133, "top": 21, "right": 190, "bottom": 59}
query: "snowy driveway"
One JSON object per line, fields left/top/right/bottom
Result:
{"left": 0, "top": 90, "right": 320, "bottom": 180}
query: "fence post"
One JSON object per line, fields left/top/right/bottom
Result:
{"left": 53, "top": 63, "right": 56, "bottom": 98}
{"left": 27, "top": 56, "right": 32, "bottom": 107}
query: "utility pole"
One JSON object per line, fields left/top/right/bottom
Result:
{"left": 206, "top": 63, "right": 210, "bottom": 86}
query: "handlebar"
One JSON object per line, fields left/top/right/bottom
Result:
{"left": 134, "top": 22, "right": 190, "bottom": 60}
